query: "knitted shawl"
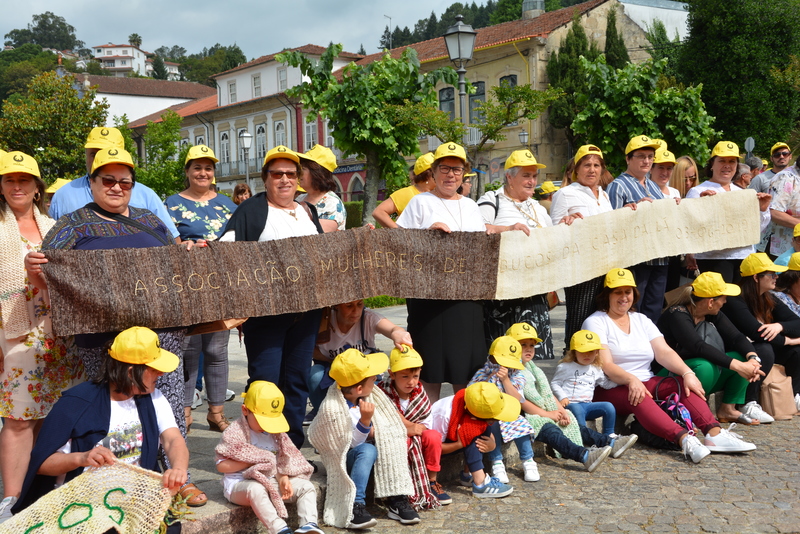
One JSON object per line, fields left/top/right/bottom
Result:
{"left": 446, "top": 389, "right": 490, "bottom": 446}
{"left": 521, "top": 361, "right": 582, "bottom": 456}
{"left": 215, "top": 417, "right": 313, "bottom": 519}
{"left": 308, "top": 386, "right": 412, "bottom": 528}
{"left": 0, "top": 204, "right": 54, "bottom": 339}
{"left": 378, "top": 379, "right": 440, "bottom": 511}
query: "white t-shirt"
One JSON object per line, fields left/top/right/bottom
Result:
{"left": 549, "top": 182, "right": 613, "bottom": 224}
{"left": 397, "top": 192, "right": 486, "bottom": 232}
{"left": 665, "top": 186, "right": 681, "bottom": 200}
{"left": 550, "top": 361, "right": 614, "bottom": 402}
{"left": 316, "top": 308, "right": 383, "bottom": 362}
{"left": 477, "top": 189, "right": 552, "bottom": 229}
{"left": 218, "top": 203, "right": 319, "bottom": 242}
{"left": 423, "top": 396, "right": 453, "bottom": 442}
{"left": 582, "top": 311, "right": 663, "bottom": 383}
{"left": 217, "top": 429, "right": 279, "bottom": 501}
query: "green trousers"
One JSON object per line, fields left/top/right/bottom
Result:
{"left": 657, "top": 352, "right": 748, "bottom": 405}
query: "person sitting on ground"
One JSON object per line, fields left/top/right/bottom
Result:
{"left": 551, "top": 330, "right": 618, "bottom": 436}
{"left": 504, "top": 324, "right": 634, "bottom": 474}
{"left": 372, "top": 153, "right": 435, "bottom": 228}
{"left": 584, "top": 268, "right": 757, "bottom": 464}
{"left": 657, "top": 272, "right": 765, "bottom": 425}
{"left": 468, "top": 335, "right": 538, "bottom": 484}
{"left": 216, "top": 381, "right": 322, "bottom": 534}
{"left": 377, "top": 345, "right": 449, "bottom": 509}
{"left": 12, "top": 327, "right": 189, "bottom": 528}
{"left": 308, "top": 348, "right": 417, "bottom": 530}
{"left": 422, "top": 381, "right": 517, "bottom": 498}
{"left": 773, "top": 253, "right": 800, "bottom": 412}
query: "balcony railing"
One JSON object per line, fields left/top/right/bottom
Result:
{"left": 217, "top": 158, "right": 261, "bottom": 178}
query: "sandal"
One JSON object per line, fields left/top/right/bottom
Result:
{"left": 179, "top": 483, "right": 208, "bottom": 507}
{"left": 207, "top": 405, "right": 230, "bottom": 432}
{"left": 717, "top": 413, "right": 760, "bottom": 425}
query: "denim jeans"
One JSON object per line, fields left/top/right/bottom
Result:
{"left": 307, "top": 361, "right": 330, "bottom": 411}
{"left": 486, "top": 422, "right": 533, "bottom": 462}
{"left": 346, "top": 443, "right": 377, "bottom": 504}
{"left": 535, "top": 423, "right": 612, "bottom": 463}
{"left": 566, "top": 401, "right": 617, "bottom": 435}
{"left": 460, "top": 425, "right": 495, "bottom": 473}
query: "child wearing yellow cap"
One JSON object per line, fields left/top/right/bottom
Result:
{"left": 378, "top": 345, "right": 450, "bottom": 508}
{"left": 308, "top": 348, "right": 417, "bottom": 529}
{"left": 215, "top": 381, "right": 321, "bottom": 534}
{"left": 468, "top": 335, "right": 539, "bottom": 483}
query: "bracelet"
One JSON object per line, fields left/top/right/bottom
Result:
{"left": 682, "top": 371, "right": 695, "bottom": 378}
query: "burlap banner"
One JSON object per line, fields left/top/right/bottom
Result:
{"left": 44, "top": 190, "right": 760, "bottom": 336}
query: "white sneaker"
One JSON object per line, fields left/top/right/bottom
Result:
{"left": 740, "top": 401, "right": 774, "bottom": 424}
{"left": 491, "top": 460, "right": 509, "bottom": 484}
{"left": 681, "top": 434, "right": 711, "bottom": 464}
{"left": 191, "top": 389, "right": 203, "bottom": 409}
{"left": 522, "top": 458, "right": 540, "bottom": 482}
{"left": 0, "top": 496, "right": 17, "bottom": 524}
{"left": 795, "top": 393, "right": 800, "bottom": 413}
{"left": 704, "top": 424, "right": 757, "bottom": 453}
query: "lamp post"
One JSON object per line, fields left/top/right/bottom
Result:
{"left": 518, "top": 129, "right": 530, "bottom": 149}
{"left": 443, "top": 14, "right": 477, "bottom": 135}
{"left": 239, "top": 130, "right": 253, "bottom": 192}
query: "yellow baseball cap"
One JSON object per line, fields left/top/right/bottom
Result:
{"left": 691, "top": 272, "right": 741, "bottom": 298}
{"left": 625, "top": 135, "right": 660, "bottom": 155}
{"left": 296, "top": 185, "right": 306, "bottom": 193}
{"left": 85, "top": 127, "right": 125, "bottom": 150}
{"left": 0, "top": 149, "right": 6, "bottom": 159}
{"left": 710, "top": 141, "right": 739, "bottom": 159}
{"left": 570, "top": 330, "right": 603, "bottom": 352}
{"left": 413, "top": 152, "right": 435, "bottom": 175}
{"left": 654, "top": 147, "right": 676, "bottom": 164}
{"left": 573, "top": 144, "right": 604, "bottom": 166}
{"left": 505, "top": 322, "right": 542, "bottom": 343}
{"left": 185, "top": 145, "right": 219, "bottom": 165}
{"left": 504, "top": 149, "right": 546, "bottom": 170}
{"left": 301, "top": 145, "right": 337, "bottom": 172}
{"left": 0, "top": 151, "right": 41, "bottom": 178}
{"left": 539, "top": 181, "right": 559, "bottom": 194}
{"left": 91, "top": 147, "right": 134, "bottom": 174}
{"left": 464, "top": 382, "right": 519, "bottom": 422}
{"left": 433, "top": 142, "right": 467, "bottom": 164}
{"left": 793, "top": 223, "right": 800, "bottom": 238}
{"left": 488, "top": 336, "right": 524, "bottom": 370}
{"left": 740, "top": 252, "right": 788, "bottom": 277}
{"left": 604, "top": 268, "right": 637, "bottom": 288}
{"left": 46, "top": 178, "right": 72, "bottom": 194}
{"left": 771, "top": 142, "right": 790, "bottom": 155}
{"left": 263, "top": 145, "right": 300, "bottom": 167}
{"left": 787, "top": 252, "right": 800, "bottom": 271}
{"left": 243, "top": 381, "right": 289, "bottom": 433}
{"left": 389, "top": 344, "right": 424, "bottom": 372}
{"left": 464, "top": 172, "right": 477, "bottom": 178}
{"left": 329, "top": 348, "right": 389, "bottom": 388}
{"left": 108, "top": 327, "right": 179, "bottom": 373}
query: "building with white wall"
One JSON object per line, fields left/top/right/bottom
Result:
{"left": 91, "top": 42, "right": 181, "bottom": 80}
{"left": 619, "top": 0, "right": 688, "bottom": 40}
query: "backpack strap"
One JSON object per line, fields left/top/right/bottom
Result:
{"left": 300, "top": 201, "right": 324, "bottom": 234}
{"left": 477, "top": 190, "right": 501, "bottom": 220}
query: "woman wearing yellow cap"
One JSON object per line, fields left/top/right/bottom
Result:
{"left": 164, "top": 145, "right": 238, "bottom": 433}
{"left": 296, "top": 144, "right": 346, "bottom": 232}
{"left": 0, "top": 152, "right": 82, "bottom": 522}
{"left": 372, "top": 153, "right": 435, "bottom": 229}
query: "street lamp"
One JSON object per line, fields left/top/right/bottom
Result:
{"left": 239, "top": 130, "right": 253, "bottom": 192}
{"left": 518, "top": 129, "right": 529, "bottom": 148}
{"left": 443, "top": 14, "right": 477, "bottom": 132}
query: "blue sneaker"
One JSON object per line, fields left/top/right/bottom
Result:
{"left": 459, "top": 471, "right": 473, "bottom": 487}
{"left": 295, "top": 522, "right": 325, "bottom": 534}
{"left": 276, "top": 527, "right": 293, "bottom": 534}
{"left": 472, "top": 477, "right": 513, "bottom": 498}
{"left": 430, "top": 481, "right": 452, "bottom": 505}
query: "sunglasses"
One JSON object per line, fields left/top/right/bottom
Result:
{"left": 773, "top": 151, "right": 791, "bottom": 158}
{"left": 268, "top": 170, "right": 298, "bottom": 179}
{"left": 99, "top": 176, "right": 134, "bottom": 190}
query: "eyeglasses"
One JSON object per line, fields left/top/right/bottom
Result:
{"left": 632, "top": 154, "right": 654, "bottom": 161}
{"left": 99, "top": 176, "right": 134, "bottom": 190}
{"left": 437, "top": 165, "right": 464, "bottom": 176}
{"left": 773, "top": 151, "right": 791, "bottom": 158}
{"left": 267, "top": 170, "right": 298, "bottom": 179}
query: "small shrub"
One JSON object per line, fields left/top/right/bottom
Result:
{"left": 344, "top": 201, "right": 363, "bottom": 229}
{"left": 364, "top": 295, "right": 406, "bottom": 308}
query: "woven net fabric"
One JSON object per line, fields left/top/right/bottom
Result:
{"left": 0, "top": 461, "right": 172, "bottom": 534}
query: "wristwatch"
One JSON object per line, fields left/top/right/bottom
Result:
{"left": 746, "top": 354, "right": 762, "bottom": 363}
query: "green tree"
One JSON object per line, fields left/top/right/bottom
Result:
{"left": 545, "top": 0, "right": 562, "bottom": 11}
{"left": 603, "top": 7, "right": 630, "bottom": 70}
{"left": 676, "top": 0, "right": 800, "bottom": 154}
{"left": 643, "top": 19, "right": 680, "bottom": 80}
{"left": 112, "top": 114, "right": 138, "bottom": 159}
{"left": 180, "top": 44, "right": 245, "bottom": 86}
{"left": 277, "top": 43, "right": 458, "bottom": 225}
{"left": 4, "top": 12, "right": 84, "bottom": 50}
{"left": 151, "top": 55, "right": 169, "bottom": 80}
{"left": 0, "top": 71, "right": 108, "bottom": 180}
{"left": 136, "top": 110, "right": 186, "bottom": 198}
{"left": 490, "top": 0, "right": 521, "bottom": 24}
{"left": 153, "top": 45, "right": 187, "bottom": 62}
{"left": 357, "top": 43, "right": 366, "bottom": 56}
{"left": 546, "top": 12, "right": 600, "bottom": 146}
{"left": 128, "top": 33, "right": 142, "bottom": 48}
{"left": 0, "top": 43, "right": 58, "bottom": 101}
{"left": 571, "top": 56, "right": 718, "bottom": 173}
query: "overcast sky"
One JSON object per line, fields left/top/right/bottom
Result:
{"left": 2, "top": 0, "right": 458, "bottom": 59}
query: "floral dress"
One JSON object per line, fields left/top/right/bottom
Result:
{"left": 164, "top": 193, "right": 238, "bottom": 241}
{"left": 0, "top": 237, "right": 83, "bottom": 420}
{"left": 297, "top": 191, "right": 347, "bottom": 231}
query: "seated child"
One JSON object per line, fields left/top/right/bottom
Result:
{"left": 551, "top": 330, "right": 618, "bottom": 436}
{"left": 505, "top": 323, "right": 637, "bottom": 472}
{"left": 378, "top": 345, "right": 450, "bottom": 507}
{"left": 423, "top": 381, "right": 518, "bottom": 499}
{"left": 216, "top": 381, "right": 321, "bottom": 534}
{"left": 308, "top": 348, "right": 417, "bottom": 530}
{"left": 468, "top": 335, "right": 539, "bottom": 483}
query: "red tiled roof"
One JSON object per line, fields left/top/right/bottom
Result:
{"left": 352, "top": 0, "right": 607, "bottom": 67}
{"left": 76, "top": 74, "right": 216, "bottom": 99}
{"left": 128, "top": 94, "right": 218, "bottom": 128}
{"left": 212, "top": 43, "right": 364, "bottom": 78}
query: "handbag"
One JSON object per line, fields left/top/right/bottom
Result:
{"left": 629, "top": 376, "right": 695, "bottom": 450}
{"left": 759, "top": 364, "right": 797, "bottom": 420}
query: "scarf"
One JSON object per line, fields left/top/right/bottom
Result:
{"left": 378, "top": 379, "right": 440, "bottom": 511}
{"left": 215, "top": 417, "right": 313, "bottom": 518}
{"left": 0, "top": 204, "right": 55, "bottom": 339}
{"left": 446, "top": 389, "right": 490, "bottom": 446}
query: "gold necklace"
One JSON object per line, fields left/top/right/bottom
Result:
{"left": 503, "top": 191, "right": 541, "bottom": 228}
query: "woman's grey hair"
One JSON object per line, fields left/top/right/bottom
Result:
{"left": 504, "top": 166, "right": 521, "bottom": 184}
